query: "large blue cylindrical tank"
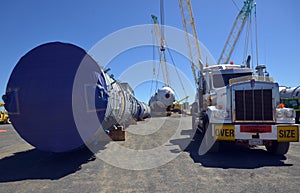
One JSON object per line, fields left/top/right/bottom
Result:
{"left": 4, "top": 42, "right": 109, "bottom": 152}
{"left": 4, "top": 42, "right": 151, "bottom": 153}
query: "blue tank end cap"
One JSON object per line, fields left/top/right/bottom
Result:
{"left": 5, "top": 42, "right": 108, "bottom": 152}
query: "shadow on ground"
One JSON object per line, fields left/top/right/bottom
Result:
{"left": 0, "top": 147, "right": 96, "bottom": 182}
{"left": 171, "top": 129, "right": 292, "bottom": 169}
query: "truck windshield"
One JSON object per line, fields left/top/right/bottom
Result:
{"left": 213, "top": 73, "right": 252, "bottom": 88}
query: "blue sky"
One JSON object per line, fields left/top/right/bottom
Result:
{"left": 0, "top": 0, "right": 299, "bottom": 103}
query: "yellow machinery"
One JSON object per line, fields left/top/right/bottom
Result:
{"left": 172, "top": 96, "right": 189, "bottom": 114}
{"left": 0, "top": 102, "right": 10, "bottom": 124}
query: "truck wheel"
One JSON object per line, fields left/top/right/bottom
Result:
{"left": 198, "top": 121, "right": 219, "bottom": 155}
{"left": 265, "top": 141, "right": 290, "bottom": 155}
{"left": 296, "top": 113, "right": 300, "bottom": 124}
{"left": 204, "top": 122, "right": 219, "bottom": 153}
{"left": 192, "top": 115, "right": 195, "bottom": 130}
{"left": 192, "top": 115, "right": 200, "bottom": 134}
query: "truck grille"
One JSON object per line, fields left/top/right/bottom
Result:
{"left": 235, "top": 89, "right": 273, "bottom": 121}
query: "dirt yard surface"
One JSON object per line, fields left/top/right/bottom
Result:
{"left": 0, "top": 116, "right": 299, "bottom": 193}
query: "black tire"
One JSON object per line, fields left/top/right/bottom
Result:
{"left": 265, "top": 141, "right": 290, "bottom": 155}
{"left": 206, "top": 123, "right": 219, "bottom": 153}
{"left": 296, "top": 113, "right": 300, "bottom": 124}
{"left": 202, "top": 120, "right": 219, "bottom": 153}
{"left": 192, "top": 115, "right": 195, "bottom": 130}
{"left": 192, "top": 115, "right": 201, "bottom": 134}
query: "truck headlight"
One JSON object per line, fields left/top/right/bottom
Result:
{"left": 276, "top": 108, "right": 294, "bottom": 118}
{"left": 285, "top": 109, "right": 294, "bottom": 118}
{"left": 276, "top": 109, "right": 284, "bottom": 118}
{"left": 213, "top": 110, "right": 229, "bottom": 119}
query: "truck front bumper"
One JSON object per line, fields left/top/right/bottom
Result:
{"left": 212, "top": 124, "right": 299, "bottom": 142}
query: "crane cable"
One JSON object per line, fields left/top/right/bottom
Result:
{"left": 243, "top": 13, "right": 252, "bottom": 65}
{"left": 160, "top": 0, "right": 165, "bottom": 40}
{"left": 161, "top": 0, "right": 188, "bottom": 100}
{"left": 242, "top": 1, "right": 259, "bottom": 69}
{"left": 254, "top": 3, "right": 259, "bottom": 67}
{"left": 166, "top": 45, "right": 188, "bottom": 101}
{"left": 150, "top": 0, "right": 188, "bottom": 101}
{"left": 160, "top": 0, "right": 171, "bottom": 87}
{"left": 150, "top": 28, "right": 161, "bottom": 96}
{"left": 231, "top": 0, "right": 240, "bottom": 11}
{"left": 151, "top": 23, "right": 188, "bottom": 101}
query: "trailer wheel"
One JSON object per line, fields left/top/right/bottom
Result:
{"left": 265, "top": 141, "right": 290, "bottom": 155}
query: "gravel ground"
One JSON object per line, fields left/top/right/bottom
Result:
{"left": 0, "top": 116, "right": 299, "bottom": 193}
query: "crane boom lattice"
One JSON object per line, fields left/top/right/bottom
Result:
{"left": 218, "top": 0, "right": 256, "bottom": 64}
{"left": 179, "top": 0, "right": 205, "bottom": 113}
{"left": 178, "top": 0, "right": 204, "bottom": 85}
{"left": 151, "top": 14, "right": 171, "bottom": 87}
